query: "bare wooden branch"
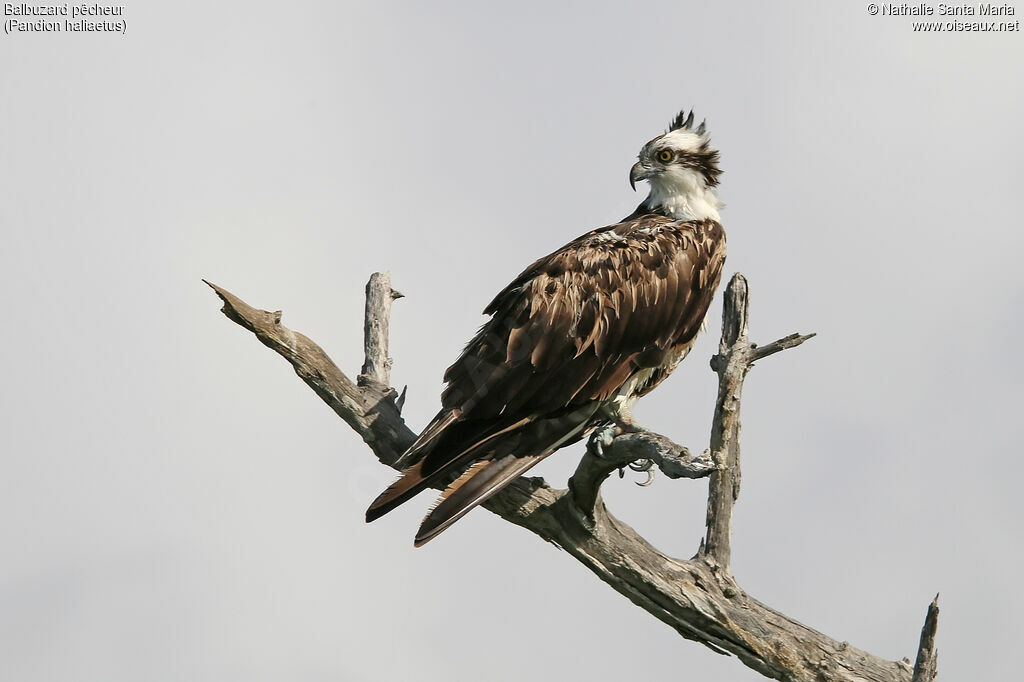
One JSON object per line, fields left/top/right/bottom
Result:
{"left": 703, "top": 274, "right": 814, "bottom": 569}
{"left": 204, "top": 279, "right": 413, "bottom": 467}
{"left": 206, "top": 273, "right": 936, "bottom": 682}
{"left": 752, "top": 332, "right": 817, "bottom": 362}
{"left": 703, "top": 275, "right": 750, "bottom": 568}
{"left": 359, "top": 272, "right": 403, "bottom": 390}
{"left": 911, "top": 595, "right": 940, "bottom": 682}
{"left": 568, "top": 433, "right": 715, "bottom": 515}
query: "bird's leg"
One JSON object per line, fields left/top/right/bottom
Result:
{"left": 586, "top": 400, "right": 657, "bottom": 486}
{"left": 586, "top": 399, "right": 644, "bottom": 458}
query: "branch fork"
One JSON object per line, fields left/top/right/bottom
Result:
{"left": 206, "top": 271, "right": 940, "bottom": 682}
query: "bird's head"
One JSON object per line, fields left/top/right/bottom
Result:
{"left": 630, "top": 110, "right": 722, "bottom": 198}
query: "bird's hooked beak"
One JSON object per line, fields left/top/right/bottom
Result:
{"left": 629, "top": 162, "right": 650, "bottom": 191}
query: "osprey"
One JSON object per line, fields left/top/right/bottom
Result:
{"left": 367, "top": 110, "right": 727, "bottom": 545}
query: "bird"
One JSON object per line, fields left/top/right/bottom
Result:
{"left": 366, "top": 109, "right": 727, "bottom": 546}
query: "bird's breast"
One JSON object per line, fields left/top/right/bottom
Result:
{"left": 613, "top": 343, "right": 692, "bottom": 405}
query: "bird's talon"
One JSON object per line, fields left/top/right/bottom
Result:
{"left": 629, "top": 459, "right": 656, "bottom": 486}
{"left": 627, "top": 458, "right": 654, "bottom": 473}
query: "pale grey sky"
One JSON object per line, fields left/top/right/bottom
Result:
{"left": 2, "top": 2, "right": 1022, "bottom": 680}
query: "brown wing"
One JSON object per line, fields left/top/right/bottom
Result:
{"left": 365, "top": 215, "right": 726, "bottom": 532}
{"left": 440, "top": 215, "right": 726, "bottom": 419}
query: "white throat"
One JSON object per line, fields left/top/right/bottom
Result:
{"left": 645, "top": 168, "right": 722, "bottom": 221}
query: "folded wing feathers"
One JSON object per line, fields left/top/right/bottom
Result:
{"left": 414, "top": 406, "right": 598, "bottom": 546}
{"left": 365, "top": 414, "right": 532, "bottom": 521}
{"left": 414, "top": 455, "right": 538, "bottom": 547}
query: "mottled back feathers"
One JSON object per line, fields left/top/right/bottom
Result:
{"left": 441, "top": 216, "right": 726, "bottom": 419}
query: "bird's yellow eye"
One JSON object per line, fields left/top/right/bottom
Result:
{"left": 657, "top": 149, "right": 673, "bottom": 163}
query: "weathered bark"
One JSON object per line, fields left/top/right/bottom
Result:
{"left": 205, "top": 273, "right": 939, "bottom": 682}
{"left": 568, "top": 431, "right": 715, "bottom": 516}
{"left": 358, "top": 272, "right": 403, "bottom": 391}
{"left": 911, "top": 595, "right": 940, "bottom": 682}
{"left": 703, "top": 276, "right": 815, "bottom": 568}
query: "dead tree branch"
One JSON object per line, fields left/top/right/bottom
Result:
{"left": 911, "top": 595, "right": 940, "bottom": 682}
{"left": 703, "top": 275, "right": 815, "bottom": 569}
{"left": 569, "top": 432, "right": 715, "bottom": 515}
{"left": 205, "top": 273, "right": 939, "bottom": 682}
{"left": 358, "top": 272, "right": 403, "bottom": 390}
